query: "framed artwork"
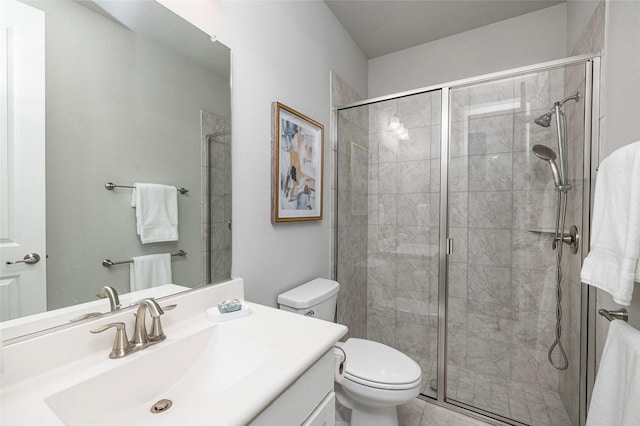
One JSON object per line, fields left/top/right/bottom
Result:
{"left": 271, "top": 102, "right": 324, "bottom": 222}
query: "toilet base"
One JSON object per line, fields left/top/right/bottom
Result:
{"left": 335, "top": 396, "right": 399, "bottom": 426}
{"left": 350, "top": 403, "right": 399, "bottom": 426}
{"left": 335, "top": 382, "right": 405, "bottom": 426}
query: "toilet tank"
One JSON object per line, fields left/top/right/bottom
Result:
{"left": 277, "top": 278, "right": 340, "bottom": 322}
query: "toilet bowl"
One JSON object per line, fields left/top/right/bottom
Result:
{"left": 335, "top": 338, "right": 421, "bottom": 426}
{"left": 278, "top": 279, "right": 422, "bottom": 426}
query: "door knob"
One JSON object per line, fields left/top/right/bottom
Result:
{"left": 6, "top": 253, "right": 41, "bottom": 265}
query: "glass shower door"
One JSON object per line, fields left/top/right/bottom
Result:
{"left": 445, "top": 64, "right": 586, "bottom": 425}
{"left": 336, "top": 89, "right": 442, "bottom": 398}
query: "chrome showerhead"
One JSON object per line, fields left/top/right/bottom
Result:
{"left": 534, "top": 92, "right": 579, "bottom": 128}
{"left": 532, "top": 144, "right": 561, "bottom": 188}
{"left": 534, "top": 111, "right": 554, "bottom": 127}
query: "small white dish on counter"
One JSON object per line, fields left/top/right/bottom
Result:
{"left": 207, "top": 302, "right": 251, "bottom": 322}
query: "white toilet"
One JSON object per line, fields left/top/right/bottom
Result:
{"left": 278, "top": 278, "right": 422, "bottom": 426}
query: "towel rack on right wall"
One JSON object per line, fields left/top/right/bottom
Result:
{"left": 598, "top": 308, "right": 629, "bottom": 322}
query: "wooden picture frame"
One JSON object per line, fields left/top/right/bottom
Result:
{"left": 271, "top": 102, "right": 324, "bottom": 222}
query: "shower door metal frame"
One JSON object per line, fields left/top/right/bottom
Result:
{"left": 437, "top": 87, "right": 450, "bottom": 406}
{"left": 582, "top": 56, "right": 601, "bottom": 426}
{"left": 335, "top": 52, "right": 601, "bottom": 426}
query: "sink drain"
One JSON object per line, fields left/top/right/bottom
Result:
{"left": 150, "top": 399, "right": 173, "bottom": 413}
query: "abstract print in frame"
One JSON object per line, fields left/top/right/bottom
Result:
{"left": 271, "top": 102, "right": 324, "bottom": 222}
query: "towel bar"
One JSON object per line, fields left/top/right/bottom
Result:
{"left": 105, "top": 182, "right": 189, "bottom": 194}
{"left": 598, "top": 308, "right": 628, "bottom": 322}
{"left": 102, "top": 250, "right": 186, "bottom": 267}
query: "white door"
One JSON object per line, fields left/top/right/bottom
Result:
{"left": 0, "top": 0, "right": 46, "bottom": 321}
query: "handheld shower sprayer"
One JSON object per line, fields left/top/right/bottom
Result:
{"left": 532, "top": 145, "right": 562, "bottom": 189}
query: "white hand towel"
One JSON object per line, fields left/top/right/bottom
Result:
{"left": 581, "top": 141, "right": 640, "bottom": 306}
{"left": 586, "top": 320, "right": 640, "bottom": 425}
{"left": 131, "top": 183, "right": 178, "bottom": 244}
{"left": 130, "top": 253, "right": 172, "bottom": 291}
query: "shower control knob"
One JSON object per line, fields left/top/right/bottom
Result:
{"left": 554, "top": 226, "right": 580, "bottom": 254}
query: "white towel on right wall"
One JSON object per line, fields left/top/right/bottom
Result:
{"left": 581, "top": 141, "right": 640, "bottom": 306}
{"left": 586, "top": 320, "right": 640, "bottom": 425}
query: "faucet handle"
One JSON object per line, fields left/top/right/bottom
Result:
{"left": 90, "top": 322, "right": 136, "bottom": 359}
{"left": 149, "top": 304, "right": 177, "bottom": 342}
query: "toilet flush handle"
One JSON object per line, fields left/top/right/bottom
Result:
{"left": 304, "top": 310, "right": 315, "bottom": 317}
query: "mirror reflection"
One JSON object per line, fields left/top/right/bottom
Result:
{"left": 0, "top": 0, "right": 231, "bottom": 340}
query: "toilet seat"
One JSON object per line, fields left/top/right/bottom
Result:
{"left": 345, "top": 372, "right": 422, "bottom": 390}
{"left": 339, "top": 338, "right": 421, "bottom": 390}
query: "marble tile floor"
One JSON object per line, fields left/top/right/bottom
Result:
{"left": 336, "top": 397, "right": 490, "bottom": 426}
{"left": 338, "top": 391, "right": 570, "bottom": 426}
{"left": 398, "top": 398, "right": 493, "bottom": 426}
{"left": 398, "top": 396, "right": 572, "bottom": 426}
{"left": 416, "top": 364, "right": 572, "bottom": 426}
{"left": 399, "top": 395, "right": 573, "bottom": 426}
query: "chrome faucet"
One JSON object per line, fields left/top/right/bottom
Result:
{"left": 131, "top": 298, "right": 165, "bottom": 346}
{"left": 91, "top": 298, "right": 176, "bottom": 359}
{"left": 97, "top": 285, "right": 121, "bottom": 311}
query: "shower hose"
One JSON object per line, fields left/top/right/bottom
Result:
{"left": 549, "top": 187, "right": 569, "bottom": 371}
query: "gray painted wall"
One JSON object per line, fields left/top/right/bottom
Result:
{"left": 368, "top": 4, "right": 567, "bottom": 97}
{"left": 32, "top": 0, "right": 230, "bottom": 308}
{"left": 160, "top": 0, "right": 369, "bottom": 307}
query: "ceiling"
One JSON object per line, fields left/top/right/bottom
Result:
{"left": 325, "top": 0, "right": 565, "bottom": 59}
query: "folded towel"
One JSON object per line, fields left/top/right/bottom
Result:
{"left": 586, "top": 320, "right": 640, "bottom": 425}
{"left": 130, "top": 253, "right": 172, "bottom": 291}
{"left": 581, "top": 141, "right": 640, "bottom": 306}
{"left": 131, "top": 183, "right": 178, "bottom": 244}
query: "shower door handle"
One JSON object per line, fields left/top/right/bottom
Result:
{"left": 446, "top": 238, "right": 454, "bottom": 255}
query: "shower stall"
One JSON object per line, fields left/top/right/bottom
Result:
{"left": 335, "top": 55, "right": 600, "bottom": 425}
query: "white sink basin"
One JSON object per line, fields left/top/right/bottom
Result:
{"left": 44, "top": 325, "right": 282, "bottom": 425}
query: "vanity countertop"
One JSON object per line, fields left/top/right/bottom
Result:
{"left": 0, "top": 279, "right": 347, "bottom": 425}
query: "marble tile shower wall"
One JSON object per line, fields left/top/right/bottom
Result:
{"left": 446, "top": 71, "right": 577, "bottom": 421}
{"left": 333, "top": 72, "right": 368, "bottom": 340}
{"left": 366, "top": 92, "right": 442, "bottom": 392}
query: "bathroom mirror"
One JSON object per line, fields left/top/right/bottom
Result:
{"left": 0, "top": 0, "right": 231, "bottom": 341}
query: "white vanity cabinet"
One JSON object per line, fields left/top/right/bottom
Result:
{"left": 250, "top": 349, "right": 336, "bottom": 426}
